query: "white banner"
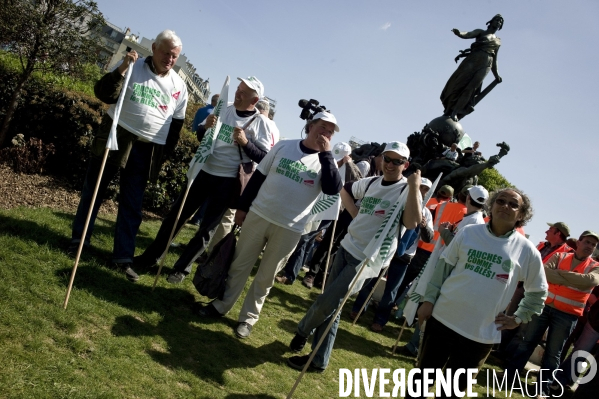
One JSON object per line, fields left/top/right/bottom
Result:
{"left": 106, "top": 64, "right": 134, "bottom": 151}
{"left": 187, "top": 76, "right": 230, "bottom": 182}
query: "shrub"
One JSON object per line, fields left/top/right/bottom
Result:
{"left": 0, "top": 135, "right": 56, "bottom": 174}
{"left": 144, "top": 129, "right": 199, "bottom": 212}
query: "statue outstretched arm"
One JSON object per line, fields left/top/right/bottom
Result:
{"left": 452, "top": 28, "right": 484, "bottom": 39}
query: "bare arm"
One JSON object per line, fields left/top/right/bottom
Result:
{"left": 452, "top": 28, "right": 485, "bottom": 39}
{"left": 340, "top": 188, "right": 358, "bottom": 219}
{"left": 402, "top": 170, "right": 422, "bottom": 229}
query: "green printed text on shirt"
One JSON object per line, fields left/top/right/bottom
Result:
{"left": 359, "top": 196, "right": 383, "bottom": 215}
{"left": 275, "top": 158, "right": 307, "bottom": 184}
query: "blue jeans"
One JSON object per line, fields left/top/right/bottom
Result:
{"left": 507, "top": 306, "right": 578, "bottom": 396}
{"left": 553, "top": 322, "right": 599, "bottom": 387}
{"left": 296, "top": 246, "right": 361, "bottom": 369}
{"left": 283, "top": 221, "right": 330, "bottom": 283}
{"left": 71, "top": 141, "right": 153, "bottom": 264}
{"left": 351, "top": 253, "right": 411, "bottom": 326}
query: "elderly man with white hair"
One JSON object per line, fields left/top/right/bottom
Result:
{"left": 69, "top": 30, "right": 188, "bottom": 282}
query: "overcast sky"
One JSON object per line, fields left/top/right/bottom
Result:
{"left": 96, "top": 0, "right": 599, "bottom": 245}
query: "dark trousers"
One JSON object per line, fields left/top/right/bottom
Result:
{"left": 305, "top": 210, "right": 352, "bottom": 282}
{"left": 140, "top": 170, "right": 237, "bottom": 274}
{"left": 71, "top": 140, "right": 153, "bottom": 264}
{"left": 408, "top": 317, "right": 493, "bottom": 399}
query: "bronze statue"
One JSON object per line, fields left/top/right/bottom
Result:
{"left": 441, "top": 14, "right": 503, "bottom": 122}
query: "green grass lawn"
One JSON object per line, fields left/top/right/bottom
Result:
{"left": 0, "top": 207, "right": 540, "bottom": 398}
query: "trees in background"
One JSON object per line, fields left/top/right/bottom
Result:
{"left": 0, "top": 0, "right": 106, "bottom": 147}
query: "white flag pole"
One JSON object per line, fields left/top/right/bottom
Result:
{"left": 320, "top": 218, "right": 337, "bottom": 294}
{"left": 287, "top": 259, "right": 372, "bottom": 399}
{"left": 64, "top": 64, "right": 134, "bottom": 309}
{"left": 351, "top": 267, "right": 387, "bottom": 326}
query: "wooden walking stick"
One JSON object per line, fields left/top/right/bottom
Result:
{"left": 63, "top": 60, "right": 134, "bottom": 309}
{"left": 320, "top": 218, "right": 337, "bottom": 293}
{"left": 351, "top": 267, "right": 387, "bottom": 326}
{"left": 286, "top": 259, "right": 370, "bottom": 399}
{"left": 63, "top": 149, "right": 110, "bottom": 309}
{"left": 152, "top": 187, "right": 191, "bottom": 289}
{"left": 392, "top": 318, "right": 408, "bottom": 354}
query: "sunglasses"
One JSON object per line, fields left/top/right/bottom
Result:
{"left": 382, "top": 155, "right": 407, "bottom": 166}
{"left": 495, "top": 198, "right": 520, "bottom": 210}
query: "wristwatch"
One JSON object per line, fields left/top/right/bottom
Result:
{"left": 514, "top": 316, "right": 522, "bottom": 325}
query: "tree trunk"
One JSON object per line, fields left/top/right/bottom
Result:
{"left": 0, "top": 72, "right": 30, "bottom": 148}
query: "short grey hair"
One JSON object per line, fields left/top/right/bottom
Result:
{"left": 487, "top": 187, "right": 533, "bottom": 228}
{"left": 155, "top": 30, "right": 182, "bottom": 48}
{"left": 255, "top": 100, "right": 270, "bottom": 114}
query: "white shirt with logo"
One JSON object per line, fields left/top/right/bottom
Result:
{"left": 341, "top": 177, "right": 407, "bottom": 262}
{"left": 107, "top": 58, "right": 188, "bottom": 144}
{"left": 202, "top": 104, "right": 273, "bottom": 178}
{"left": 250, "top": 140, "right": 325, "bottom": 233}
{"left": 433, "top": 223, "right": 547, "bottom": 344}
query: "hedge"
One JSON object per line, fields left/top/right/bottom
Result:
{"left": 0, "top": 57, "right": 203, "bottom": 213}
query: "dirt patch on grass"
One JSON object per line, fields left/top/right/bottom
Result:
{"left": 0, "top": 165, "right": 162, "bottom": 219}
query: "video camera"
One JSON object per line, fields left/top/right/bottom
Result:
{"left": 298, "top": 99, "right": 328, "bottom": 120}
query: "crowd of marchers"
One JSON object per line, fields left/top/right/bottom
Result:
{"left": 65, "top": 30, "right": 599, "bottom": 399}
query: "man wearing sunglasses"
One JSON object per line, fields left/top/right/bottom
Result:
{"left": 286, "top": 141, "right": 423, "bottom": 372}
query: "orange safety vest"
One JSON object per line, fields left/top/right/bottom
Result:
{"left": 536, "top": 242, "right": 573, "bottom": 263}
{"left": 417, "top": 201, "right": 466, "bottom": 252}
{"left": 545, "top": 253, "right": 599, "bottom": 316}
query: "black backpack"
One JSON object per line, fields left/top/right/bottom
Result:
{"left": 192, "top": 230, "right": 237, "bottom": 300}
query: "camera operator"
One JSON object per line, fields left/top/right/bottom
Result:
{"left": 196, "top": 111, "right": 342, "bottom": 341}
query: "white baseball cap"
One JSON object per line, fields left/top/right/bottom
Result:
{"left": 237, "top": 76, "right": 264, "bottom": 99}
{"left": 420, "top": 177, "right": 432, "bottom": 189}
{"left": 332, "top": 142, "right": 352, "bottom": 161}
{"left": 468, "top": 185, "right": 489, "bottom": 205}
{"left": 383, "top": 141, "right": 410, "bottom": 159}
{"left": 312, "top": 111, "right": 340, "bottom": 132}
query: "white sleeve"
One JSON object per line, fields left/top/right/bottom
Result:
{"left": 248, "top": 115, "right": 273, "bottom": 153}
{"left": 440, "top": 225, "right": 465, "bottom": 265}
{"left": 173, "top": 84, "right": 188, "bottom": 119}
{"left": 351, "top": 176, "right": 377, "bottom": 200}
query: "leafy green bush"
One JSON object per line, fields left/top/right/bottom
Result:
{"left": 1, "top": 55, "right": 203, "bottom": 213}
{"left": 478, "top": 167, "right": 513, "bottom": 192}
{"left": 144, "top": 130, "right": 199, "bottom": 211}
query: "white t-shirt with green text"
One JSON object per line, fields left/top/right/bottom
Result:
{"left": 433, "top": 224, "right": 547, "bottom": 344}
{"left": 341, "top": 176, "right": 407, "bottom": 262}
{"left": 108, "top": 58, "right": 188, "bottom": 145}
{"left": 202, "top": 104, "right": 273, "bottom": 178}
{"left": 250, "top": 140, "right": 325, "bottom": 233}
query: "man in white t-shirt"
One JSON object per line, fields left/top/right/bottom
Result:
{"left": 439, "top": 142, "right": 459, "bottom": 161}
{"left": 69, "top": 30, "right": 188, "bottom": 282}
{"left": 195, "top": 112, "right": 342, "bottom": 340}
{"left": 410, "top": 188, "right": 548, "bottom": 397}
{"left": 200, "top": 98, "right": 281, "bottom": 256}
{"left": 135, "top": 76, "right": 274, "bottom": 284}
{"left": 285, "top": 141, "right": 423, "bottom": 372}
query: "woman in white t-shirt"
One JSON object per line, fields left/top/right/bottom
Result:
{"left": 411, "top": 188, "right": 547, "bottom": 398}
